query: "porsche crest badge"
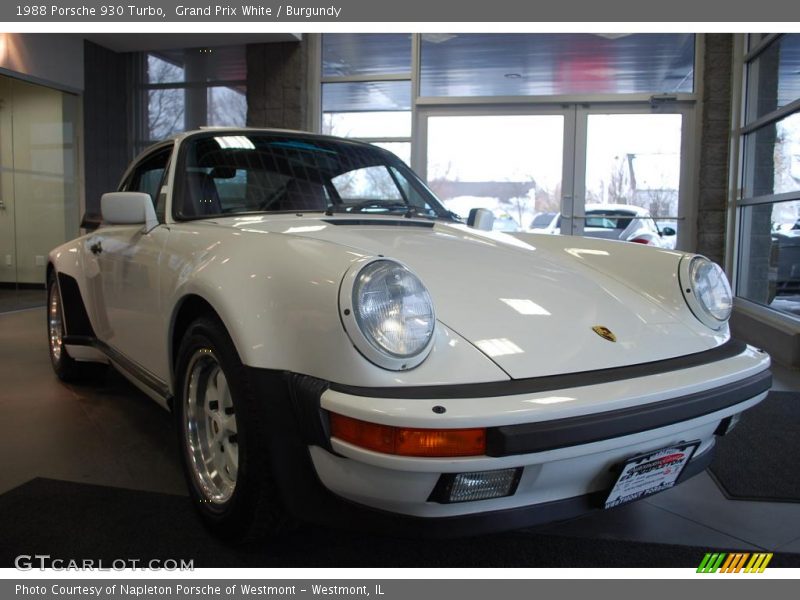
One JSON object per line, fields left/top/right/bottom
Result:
{"left": 592, "top": 325, "right": 617, "bottom": 342}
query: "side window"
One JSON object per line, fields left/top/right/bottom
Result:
{"left": 123, "top": 147, "right": 172, "bottom": 221}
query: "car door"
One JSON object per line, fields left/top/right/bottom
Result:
{"left": 87, "top": 145, "right": 173, "bottom": 381}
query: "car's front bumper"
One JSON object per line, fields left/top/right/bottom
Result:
{"left": 251, "top": 340, "right": 771, "bottom": 536}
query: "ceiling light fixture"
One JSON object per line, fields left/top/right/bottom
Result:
{"left": 421, "top": 33, "right": 457, "bottom": 44}
{"left": 593, "top": 33, "right": 633, "bottom": 40}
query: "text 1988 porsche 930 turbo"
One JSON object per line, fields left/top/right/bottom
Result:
{"left": 47, "top": 129, "right": 771, "bottom": 539}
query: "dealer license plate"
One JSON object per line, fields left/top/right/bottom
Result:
{"left": 604, "top": 441, "right": 700, "bottom": 509}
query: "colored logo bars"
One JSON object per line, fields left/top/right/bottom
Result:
{"left": 697, "top": 552, "right": 773, "bottom": 573}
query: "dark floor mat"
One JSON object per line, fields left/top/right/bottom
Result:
{"left": 1, "top": 478, "right": 799, "bottom": 568}
{"left": 710, "top": 391, "right": 800, "bottom": 502}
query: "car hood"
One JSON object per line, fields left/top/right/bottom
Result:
{"left": 219, "top": 215, "right": 721, "bottom": 379}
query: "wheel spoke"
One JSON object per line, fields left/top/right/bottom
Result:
{"left": 223, "top": 413, "right": 238, "bottom": 434}
{"left": 224, "top": 442, "right": 238, "bottom": 480}
{"left": 206, "top": 371, "right": 220, "bottom": 407}
{"left": 183, "top": 349, "right": 239, "bottom": 506}
{"left": 216, "top": 370, "right": 230, "bottom": 408}
{"left": 48, "top": 282, "right": 63, "bottom": 363}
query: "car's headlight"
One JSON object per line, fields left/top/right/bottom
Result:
{"left": 679, "top": 255, "right": 732, "bottom": 330}
{"left": 340, "top": 259, "right": 435, "bottom": 370}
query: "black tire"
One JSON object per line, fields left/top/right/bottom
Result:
{"left": 47, "top": 275, "right": 106, "bottom": 382}
{"left": 174, "top": 316, "right": 293, "bottom": 541}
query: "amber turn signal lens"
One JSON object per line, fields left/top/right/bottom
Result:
{"left": 329, "top": 413, "right": 486, "bottom": 457}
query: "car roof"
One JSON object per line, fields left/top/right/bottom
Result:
{"left": 125, "top": 127, "right": 393, "bottom": 189}
{"left": 585, "top": 203, "right": 651, "bottom": 216}
{"left": 164, "top": 127, "right": 380, "bottom": 150}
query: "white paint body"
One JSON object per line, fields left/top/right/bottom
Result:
{"left": 49, "top": 129, "right": 770, "bottom": 520}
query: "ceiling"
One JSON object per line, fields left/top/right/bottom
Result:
{"left": 82, "top": 33, "right": 301, "bottom": 53}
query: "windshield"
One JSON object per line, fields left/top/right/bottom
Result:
{"left": 174, "top": 133, "right": 452, "bottom": 221}
{"left": 531, "top": 212, "right": 557, "bottom": 227}
{"left": 585, "top": 210, "right": 636, "bottom": 230}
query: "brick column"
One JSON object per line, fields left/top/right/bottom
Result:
{"left": 696, "top": 34, "right": 733, "bottom": 265}
{"left": 246, "top": 41, "right": 308, "bottom": 131}
{"left": 83, "top": 40, "right": 134, "bottom": 218}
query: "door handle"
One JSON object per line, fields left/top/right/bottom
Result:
{"left": 90, "top": 241, "right": 103, "bottom": 255}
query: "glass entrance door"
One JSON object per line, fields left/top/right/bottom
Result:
{"left": 418, "top": 104, "right": 693, "bottom": 250}
{"left": 0, "top": 76, "right": 19, "bottom": 309}
{"left": 417, "top": 109, "right": 573, "bottom": 233}
{"left": 574, "top": 108, "right": 690, "bottom": 249}
{"left": 0, "top": 74, "right": 80, "bottom": 312}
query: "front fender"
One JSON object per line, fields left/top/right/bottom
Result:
{"left": 163, "top": 224, "right": 508, "bottom": 389}
{"left": 49, "top": 236, "right": 103, "bottom": 332}
{"left": 510, "top": 232, "right": 728, "bottom": 340}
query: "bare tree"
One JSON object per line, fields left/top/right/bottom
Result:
{"left": 535, "top": 182, "right": 561, "bottom": 213}
{"left": 606, "top": 157, "right": 630, "bottom": 205}
{"left": 332, "top": 166, "right": 401, "bottom": 201}
{"left": 499, "top": 179, "right": 536, "bottom": 228}
{"left": 642, "top": 187, "right": 676, "bottom": 220}
{"left": 207, "top": 86, "right": 246, "bottom": 127}
{"left": 427, "top": 160, "right": 457, "bottom": 201}
{"left": 146, "top": 56, "right": 185, "bottom": 139}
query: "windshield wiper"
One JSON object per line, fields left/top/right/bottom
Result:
{"left": 325, "top": 201, "right": 437, "bottom": 219}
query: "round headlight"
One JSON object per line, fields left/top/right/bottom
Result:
{"left": 680, "top": 255, "right": 732, "bottom": 329}
{"left": 340, "top": 259, "right": 435, "bottom": 370}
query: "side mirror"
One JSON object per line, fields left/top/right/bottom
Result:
{"left": 467, "top": 208, "right": 495, "bottom": 231}
{"left": 661, "top": 226, "right": 676, "bottom": 237}
{"left": 101, "top": 192, "right": 158, "bottom": 232}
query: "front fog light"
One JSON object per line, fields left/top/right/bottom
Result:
{"left": 428, "top": 467, "right": 522, "bottom": 504}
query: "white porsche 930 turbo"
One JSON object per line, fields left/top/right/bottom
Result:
{"left": 47, "top": 129, "right": 771, "bottom": 539}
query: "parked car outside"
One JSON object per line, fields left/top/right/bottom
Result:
{"left": 526, "top": 205, "right": 677, "bottom": 248}
{"left": 529, "top": 211, "right": 561, "bottom": 234}
{"left": 583, "top": 204, "right": 676, "bottom": 248}
{"left": 773, "top": 227, "right": 800, "bottom": 296}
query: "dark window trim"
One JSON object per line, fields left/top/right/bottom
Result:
{"left": 121, "top": 144, "right": 174, "bottom": 224}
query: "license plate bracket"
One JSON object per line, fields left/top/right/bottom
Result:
{"left": 604, "top": 441, "right": 700, "bottom": 509}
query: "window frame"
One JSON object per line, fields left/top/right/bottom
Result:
{"left": 133, "top": 49, "right": 248, "bottom": 154}
{"left": 730, "top": 33, "right": 800, "bottom": 323}
{"left": 120, "top": 142, "right": 174, "bottom": 224}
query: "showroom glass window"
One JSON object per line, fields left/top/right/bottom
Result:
{"left": 0, "top": 74, "right": 80, "bottom": 311}
{"left": 418, "top": 33, "right": 694, "bottom": 97}
{"left": 321, "top": 34, "right": 412, "bottom": 164}
{"left": 735, "top": 34, "right": 800, "bottom": 318}
{"left": 319, "top": 33, "right": 696, "bottom": 240}
{"left": 135, "top": 46, "right": 247, "bottom": 153}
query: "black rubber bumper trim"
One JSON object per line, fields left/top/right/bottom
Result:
{"left": 329, "top": 338, "right": 750, "bottom": 400}
{"left": 485, "top": 368, "right": 771, "bottom": 457}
